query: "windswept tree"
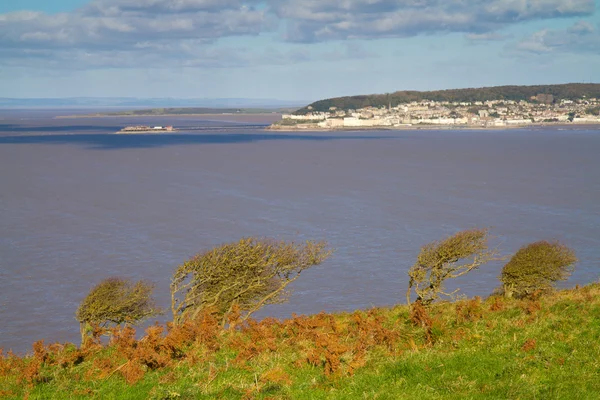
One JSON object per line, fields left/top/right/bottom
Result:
{"left": 76, "top": 277, "right": 162, "bottom": 344}
{"left": 500, "top": 240, "right": 577, "bottom": 299}
{"left": 171, "top": 238, "right": 332, "bottom": 326}
{"left": 407, "top": 228, "right": 501, "bottom": 305}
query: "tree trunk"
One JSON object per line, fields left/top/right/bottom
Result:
{"left": 79, "top": 322, "right": 88, "bottom": 346}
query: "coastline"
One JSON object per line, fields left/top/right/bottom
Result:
{"left": 115, "top": 130, "right": 175, "bottom": 134}
{"left": 266, "top": 122, "right": 600, "bottom": 132}
{"left": 50, "top": 112, "right": 600, "bottom": 132}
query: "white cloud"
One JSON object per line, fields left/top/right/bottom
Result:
{"left": 0, "top": 0, "right": 268, "bottom": 51}
{"left": 81, "top": 0, "right": 253, "bottom": 15}
{"left": 270, "top": 0, "right": 595, "bottom": 42}
{"left": 0, "top": 0, "right": 596, "bottom": 70}
{"left": 514, "top": 20, "right": 600, "bottom": 54}
{"left": 465, "top": 32, "right": 511, "bottom": 42}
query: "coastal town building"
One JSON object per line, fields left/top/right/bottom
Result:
{"left": 274, "top": 95, "right": 600, "bottom": 129}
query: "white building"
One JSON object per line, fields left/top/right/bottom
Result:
{"left": 281, "top": 113, "right": 326, "bottom": 121}
{"left": 343, "top": 117, "right": 391, "bottom": 127}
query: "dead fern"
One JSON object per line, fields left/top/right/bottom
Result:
{"left": 456, "top": 297, "right": 483, "bottom": 323}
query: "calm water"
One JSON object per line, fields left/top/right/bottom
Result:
{"left": 1, "top": 111, "right": 599, "bottom": 354}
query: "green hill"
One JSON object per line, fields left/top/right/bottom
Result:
{"left": 295, "top": 83, "right": 600, "bottom": 114}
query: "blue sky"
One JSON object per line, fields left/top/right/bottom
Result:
{"left": 1, "top": 0, "right": 599, "bottom": 102}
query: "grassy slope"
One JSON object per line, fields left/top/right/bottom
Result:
{"left": 1, "top": 284, "right": 599, "bottom": 399}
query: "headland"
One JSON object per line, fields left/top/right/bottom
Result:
{"left": 269, "top": 83, "right": 600, "bottom": 131}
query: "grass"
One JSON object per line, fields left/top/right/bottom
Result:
{"left": 1, "top": 284, "right": 599, "bottom": 399}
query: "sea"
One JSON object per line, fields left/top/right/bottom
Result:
{"left": 1, "top": 109, "right": 599, "bottom": 354}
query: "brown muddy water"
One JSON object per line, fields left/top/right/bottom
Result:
{"left": 1, "top": 110, "right": 599, "bottom": 354}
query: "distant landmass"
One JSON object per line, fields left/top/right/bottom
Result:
{"left": 295, "top": 83, "right": 600, "bottom": 114}
{"left": 270, "top": 83, "right": 600, "bottom": 130}
{"left": 77, "top": 107, "right": 297, "bottom": 117}
{"left": 0, "top": 97, "right": 309, "bottom": 109}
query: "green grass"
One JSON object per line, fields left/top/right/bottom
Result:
{"left": 2, "top": 284, "right": 600, "bottom": 399}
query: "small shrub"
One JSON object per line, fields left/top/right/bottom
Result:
{"left": 488, "top": 296, "right": 505, "bottom": 312}
{"left": 410, "top": 300, "right": 434, "bottom": 345}
{"left": 76, "top": 277, "right": 162, "bottom": 344}
{"left": 21, "top": 358, "right": 42, "bottom": 385}
{"left": 121, "top": 361, "right": 145, "bottom": 385}
{"left": 32, "top": 340, "right": 48, "bottom": 364}
{"left": 500, "top": 241, "right": 577, "bottom": 298}
{"left": 455, "top": 297, "right": 483, "bottom": 323}
{"left": 523, "top": 299, "right": 541, "bottom": 316}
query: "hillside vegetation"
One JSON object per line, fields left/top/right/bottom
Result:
{"left": 1, "top": 284, "right": 599, "bottom": 399}
{"left": 0, "top": 232, "right": 595, "bottom": 399}
{"left": 295, "top": 83, "right": 600, "bottom": 114}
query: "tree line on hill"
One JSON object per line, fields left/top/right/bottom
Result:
{"left": 294, "top": 83, "right": 600, "bottom": 114}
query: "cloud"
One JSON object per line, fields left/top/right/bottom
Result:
{"left": 0, "top": 0, "right": 597, "bottom": 70}
{"left": 0, "top": 0, "right": 278, "bottom": 70}
{"left": 82, "top": 0, "right": 246, "bottom": 15}
{"left": 465, "top": 32, "right": 511, "bottom": 42}
{"left": 0, "top": 39, "right": 368, "bottom": 71}
{"left": 270, "top": 0, "right": 595, "bottom": 43}
{"left": 0, "top": 0, "right": 269, "bottom": 52}
{"left": 0, "top": 44, "right": 254, "bottom": 70}
{"left": 514, "top": 20, "right": 600, "bottom": 54}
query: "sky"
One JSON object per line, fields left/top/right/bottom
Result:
{"left": 1, "top": 0, "right": 599, "bottom": 102}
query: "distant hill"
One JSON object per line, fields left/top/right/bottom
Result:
{"left": 91, "top": 107, "right": 296, "bottom": 116}
{"left": 0, "top": 97, "right": 309, "bottom": 109}
{"left": 295, "top": 83, "right": 600, "bottom": 114}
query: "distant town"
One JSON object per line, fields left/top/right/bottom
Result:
{"left": 272, "top": 94, "right": 600, "bottom": 130}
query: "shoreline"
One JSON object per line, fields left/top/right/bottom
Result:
{"left": 267, "top": 122, "right": 600, "bottom": 132}
{"left": 115, "top": 130, "right": 176, "bottom": 134}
